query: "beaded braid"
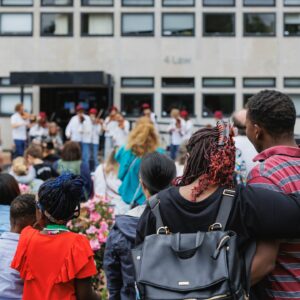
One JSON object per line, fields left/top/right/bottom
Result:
{"left": 38, "top": 173, "right": 84, "bottom": 223}
{"left": 174, "top": 122, "right": 235, "bottom": 201}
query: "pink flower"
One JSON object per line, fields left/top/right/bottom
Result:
{"left": 108, "top": 207, "right": 114, "bottom": 214}
{"left": 90, "top": 211, "right": 101, "bottom": 222}
{"left": 86, "top": 225, "right": 98, "bottom": 235}
{"left": 90, "top": 239, "right": 101, "bottom": 251}
{"left": 98, "top": 232, "right": 107, "bottom": 244}
{"left": 99, "top": 221, "right": 109, "bottom": 233}
{"left": 18, "top": 184, "right": 30, "bottom": 194}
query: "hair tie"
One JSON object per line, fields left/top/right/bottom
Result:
{"left": 217, "top": 120, "right": 234, "bottom": 146}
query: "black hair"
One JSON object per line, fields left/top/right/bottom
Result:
{"left": 38, "top": 173, "right": 84, "bottom": 223}
{"left": 10, "top": 194, "right": 36, "bottom": 228}
{"left": 140, "top": 152, "right": 176, "bottom": 196}
{"left": 0, "top": 174, "right": 20, "bottom": 205}
{"left": 247, "top": 90, "right": 296, "bottom": 137}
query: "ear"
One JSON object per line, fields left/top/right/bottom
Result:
{"left": 254, "top": 124, "right": 263, "bottom": 141}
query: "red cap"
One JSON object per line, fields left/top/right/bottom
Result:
{"left": 76, "top": 104, "right": 84, "bottom": 112}
{"left": 39, "top": 112, "right": 47, "bottom": 119}
{"left": 89, "top": 108, "right": 97, "bottom": 115}
{"left": 142, "top": 103, "right": 150, "bottom": 109}
{"left": 214, "top": 110, "right": 223, "bottom": 120}
{"left": 109, "top": 106, "right": 118, "bottom": 113}
{"left": 180, "top": 110, "right": 188, "bottom": 118}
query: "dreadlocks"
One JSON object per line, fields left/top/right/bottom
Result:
{"left": 38, "top": 173, "right": 84, "bottom": 223}
{"left": 174, "top": 124, "right": 235, "bottom": 201}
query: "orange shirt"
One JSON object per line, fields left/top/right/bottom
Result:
{"left": 11, "top": 226, "right": 97, "bottom": 300}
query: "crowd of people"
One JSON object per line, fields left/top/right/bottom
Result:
{"left": 0, "top": 89, "right": 300, "bottom": 299}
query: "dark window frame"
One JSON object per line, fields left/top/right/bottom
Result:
{"left": 122, "top": 0, "right": 154, "bottom": 7}
{"left": 41, "top": 0, "right": 73, "bottom": 7}
{"left": 243, "top": 0, "right": 276, "bottom": 7}
{"left": 161, "top": 77, "right": 195, "bottom": 88}
{"left": 243, "top": 77, "right": 276, "bottom": 88}
{"left": 121, "top": 77, "right": 154, "bottom": 88}
{"left": 161, "top": 93, "right": 195, "bottom": 118}
{"left": 203, "top": 13, "right": 236, "bottom": 37}
{"left": 0, "top": 93, "right": 32, "bottom": 117}
{"left": 202, "top": 77, "right": 236, "bottom": 88}
{"left": 81, "top": 13, "right": 114, "bottom": 37}
{"left": 284, "top": 77, "right": 300, "bottom": 88}
{"left": 162, "top": 0, "right": 195, "bottom": 7}
{"left": 202, "top": 0, "right": 235, "bottom": 7}
{"left": 81, "top": 0, "right": 114, "bottom": 6}
{"left": 283, "top": 13, "right": 300, "bottom": 37}
{"left": 121, "top": 93, "right": 154, "bottom": 117}
{"left": 243, "top": 12, "right": 276, "bottom": 37}
{"left": 284, "top": 0, "right": 300, "bottom": 6}
{"left": 162, "top": 12, "right": 195, "bottom": 37}
{"left": 121, "top": 13, "right": 155, "bottom": 37}
{"left": 0, "top": 0, "right": 33, "bottom": 6}
{"left": 0, "top": 12, "right": 33, "bottom": 36}
{"left": 40, "top": 13, "right": 73, "bottom": 37}
{"left": 202, "top": 93, "right": 236, "bottom": 118}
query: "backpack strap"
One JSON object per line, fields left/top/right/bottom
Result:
{"left": 209, "top": 188, "right": 236, "bottom": 231}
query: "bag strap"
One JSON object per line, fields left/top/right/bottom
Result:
{"left": 148, "top": 194, "right": 166, "bottom": 233}
{"left": 210, "top": 188, "right": 236, "bottom": 231}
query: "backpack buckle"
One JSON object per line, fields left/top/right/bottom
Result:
{"left": 223, "top": 189, "right": 235, "bottom": 197}
{"left": 208, "top": 223, "right": 223, "bottom": 232}
{"left": 157, "top": 226, "right": 170, "bottom": 235}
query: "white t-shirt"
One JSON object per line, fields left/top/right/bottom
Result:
{"left": 65, "top": 114, "right": 92, "bottom": 143}
{"left": 168, "top": 118, "right": 186, "bottom": 146}
{"left": 104, "top": 117, "right": 119, "bottom": 138}
{"left": 91, "top": 123, "right": 102, "bottom": 145}
{"left": 10, "top": 113, "right": 27, "bottom": 141}
{"left": 112, "top": 120, "right": 130, "bottom": 147}
{"left": 29, "top": 124, "right": 48, "bottom": 141}
{"left": 182, "top": 119, "right": 193, "bottom": 141}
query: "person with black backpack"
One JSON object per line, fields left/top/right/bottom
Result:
{"left": 134, "top": 122, "right": 300, "bottom": 300}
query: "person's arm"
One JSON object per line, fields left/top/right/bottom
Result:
{"left": 65, "top": 119, "right": 72, "bottom": 139}
{"left": 251, "top": 240, "right": 279, "bottom": 285}
{"left": 11, "top": 115, "right": 26, "bottom": 129}
{"left": 75, "top": 277, "right": 100, "bottom": 300}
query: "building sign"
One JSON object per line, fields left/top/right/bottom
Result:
{"left": 164, "top": 56, "right": 192, "bottom": 65}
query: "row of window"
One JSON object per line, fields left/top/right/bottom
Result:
{"left": 1, "top": 0, "right": 300, "bottom": 7}
{"left": 1, "top": 12, "right": 300, "bottom": 37}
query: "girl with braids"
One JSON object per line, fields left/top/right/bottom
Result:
{"left": 136, "top": 122, "right": 300, "bottom": 285}
{"left": 11, "top": 174, "right": 100, "bottom": 300}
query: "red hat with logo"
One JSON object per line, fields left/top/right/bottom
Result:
{"left": 39, "top": 112, "right": 47, "bottom": 119}
{"left": 214, "top": 110, "right": 223, "bottom": 120}
{"left": 180, "top": 110, "right": 188, "bottom": 118}
{"left": 142, "top": 103, "right": 150, "bottom": 109}
{"left": 89, "top": 108, "right": 97, "bottom": 115}
{"left": 76, "top": 104, "right": 84, "bottom": 112}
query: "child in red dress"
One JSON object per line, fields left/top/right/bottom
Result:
{"left": 11, "top": 173, "right": 100, "bottom": 300}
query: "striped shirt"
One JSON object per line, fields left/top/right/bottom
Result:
{"left": 248, "top": 145, "right": 300, "bottom": 300}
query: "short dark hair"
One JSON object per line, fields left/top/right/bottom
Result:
{"left": 10, "top": 194, "right": 36, "bottom": 229}
{"left": 0, "top": 174, "right": 20, "bottom": 205}
{"left": 61, "top": 141, "right": 81, "bottom": 161}
{"left": 15, "top": 103, "right": 23, "bottom": 112}
{"left": 25, "top": 144, "right": 43, "bottom": 159}
{"left": 140, "top": 152, "right": 176, "bottom": 196}
{"left": 247, "top": 90, "right": 296, "bottom": 137}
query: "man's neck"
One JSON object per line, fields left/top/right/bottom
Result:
{"left": 261, "top": 138, "right": 298, "bottom": 152}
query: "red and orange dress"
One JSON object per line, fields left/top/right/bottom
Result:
{"left": 11, "top": 226, "right": 97, "bottom": 300}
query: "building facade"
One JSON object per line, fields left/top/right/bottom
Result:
{"left": 0, "top": 0, "right": 300, "bottom": 149}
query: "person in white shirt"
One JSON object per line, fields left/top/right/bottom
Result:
{"left": 142, "top": 103, "right": 158, "bottom": 131}
{"left": 112, "top": 113, "right": 130, "bottom": 148}
{"left": 103, "top": 106, "right": 119, "bottom": 159}
{"left": 10, "top": 103, "right": 29, "bottom": 157}
{"left": 180, "top": 110, "right": 193, "bottom": 142}
{"left": 65, "top": 105, "right": 92, "bottom": 165}
{"left": 168, "top": 108, "right": 186, "bottom": 160}
{"left": 89, "top": 108, "right": 102, "bottom": 171}
{"left": 29, "top": 112, "right": 48, "bottom": 144}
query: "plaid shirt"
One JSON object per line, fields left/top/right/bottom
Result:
{"left": 248, "top": 145, "right": 300, "bottom": 300}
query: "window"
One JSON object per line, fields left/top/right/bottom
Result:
{"left": 162, "top": 77, "right": 194, "bottom": 88}
{"left": 81, "top": 14, "right": 113, "bottom": 36}
{"left": 0, "top": 13, "right": 32, "bottom": 36}
{"left": 203, "top": 78, "right": 235, "bottom": 87}
{"left": 289, "top": 95, "right": 300, "bottom": 116}
{"left": 202, "top": 94, "right": 235, "bottom": 117}
{"left": 284, "top": 14, "right": 300, "bottom": 36}
{"left": 285, "top": 78, "right": 300, "bottom": 88}
{"left": 244, "top": 0, "right": 275, "bottom": 6}
{"left": 41, "top": 0, "right": 72, "bottom": 6}
{"left": 243, "top": 94, "right": 254, "bottom": 107}
{"left": 162, "top": 13, "right": 195, "bottom": 36}
{"left": 244, "top": 13, "right": 276, "bottom": 36}
{"left": 122, "top": 0, "right": 153, "bottom": 6}
{"left": 203, "top": 0, "right": 235, "bottom": 6}
{"left": 41, "top": 13, "right": 72, "bottom": 36}
{"left": 243, "top": 77, "right": 276, "bottom": 87}
{"left": 162, "top": 94, "right": 194, "bottom": 117}
{"left": 203, "top": 13, "right": 235, "bottom": 36}
{"left": 1, "top": 0, "right": 32, "bottom": 5}
{"left": 0, "top": 77, "right": 11, "bottom": 86}
{"left": 163, "top": 0, "right": 195, "bottom": 6}
{"left": 121, "top": 77, "right": 154, "bottom": 88}
{"left": 121, "top": 94, "right": 153, "bottom": 116}
{"left": 122, "top": 14, "right": 154, "bottom": 36}
{"left": 285, "top": 0, "right": 300, "bottom": 5}
{"left": 0, "top": 94, "right": 32, "bottom": 115}
{"left": 81, "top": 0, "right": 113, "bottom": 5}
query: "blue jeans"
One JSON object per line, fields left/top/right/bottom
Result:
{"left": 170, "top": 144, "right": 179, "bottom": 160}
{"left": 14, "top": 139, "right": 25, "bottom": 158}
{"left": 81, "top": 143, "right": 90, "bottom": 165}
{"left": 91, "top": 143, "right": 99, "bottom": 171}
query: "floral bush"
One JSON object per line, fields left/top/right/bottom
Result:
{"left": 68, "top": 195, "right": 114, "bottom": 299}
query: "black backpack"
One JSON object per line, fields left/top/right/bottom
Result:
{"left": 132, "top": 189, "right": 255, "bottom": 300}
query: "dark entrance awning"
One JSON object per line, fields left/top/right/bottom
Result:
{"left": 10, "top": 71, "right": 112, "bottom": 87}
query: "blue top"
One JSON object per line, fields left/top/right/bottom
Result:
{"left": 115, "top": 146, "right": 165, "bottom": 206}
{"left": 0, "top": 232, "right": 23, "bottom": 300}
{"left": 0, "top": 205, "right": 10, "bottom": 234}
